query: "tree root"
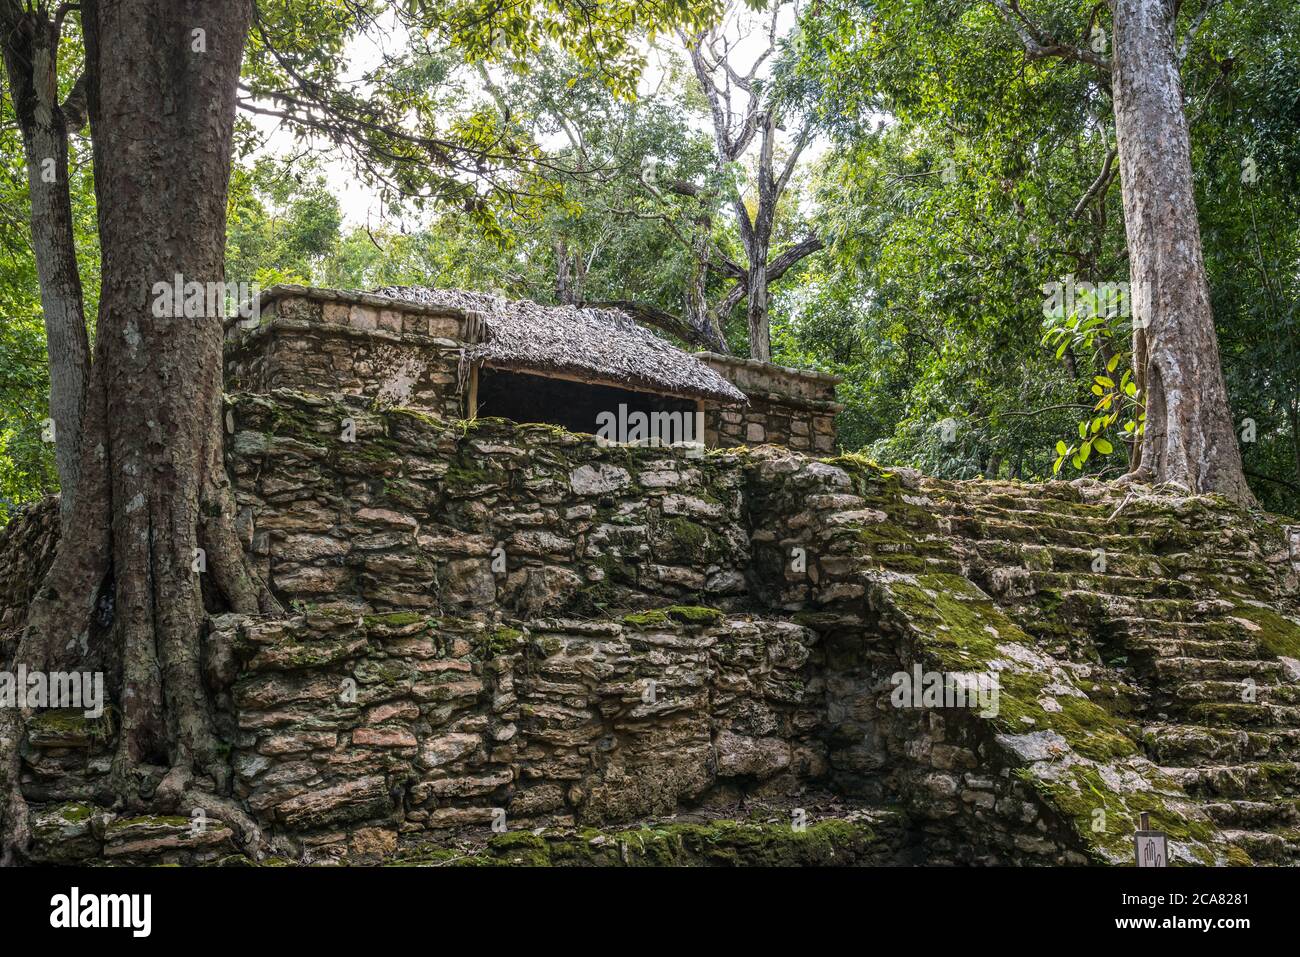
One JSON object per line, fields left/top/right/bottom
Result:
{"left": 0, "top": 708, "right": 31, "bottom": 866}
{"left": 153, "top": 764, "right": 263, "bottom": 859}
{"left": 1114, "top": 466, "right": 1154, "bottom": 488}
{"left": 1, "top": 392, "right": 275, "bottom": 864}
{"left": 204, "top": 407, "right": 282, "bottom": 618}
{"left": 186, "top": 788, "right": 263, "bottom": 859}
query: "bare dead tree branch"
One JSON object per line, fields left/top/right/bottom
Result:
{"left": 1070, "top": 146, "right": 1118, "bottom": 219}
{"left": 584, "top": 298, "right": 729, "bottom": 352}
{"left": 989, "top": 0, "right": 1111, "bottom": 72}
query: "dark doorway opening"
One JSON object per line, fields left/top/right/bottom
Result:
{"left": 475, "top": 367, "right": 697, "bottom": 438}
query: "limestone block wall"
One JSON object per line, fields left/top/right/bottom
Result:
{"left": 693, "top": 352, "right": 841, "bottom": 453}
{"left": 209, "top": 394, "right": 853, "bottom": 860}
{"left": 209, "top": 392, "right": 1083, "bottom": 863}
{"left": 7, "top": 381, "right": 1300, "bottom": 865}
{"left": 224, "top": 286, "right": 483, "bottom": 419}
{"left": 0, "top": 497, "right": 57, "bottom": 632}
{"left": 0, "top": 391, "right": 1186, "bottom": 865}
{"left": 210, "top": 609, "right": 831, "bottom": 850}
{"left": 225, "top": 392, "right": 754, "bottom": 617}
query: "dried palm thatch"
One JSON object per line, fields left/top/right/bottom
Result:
{"left": 374, "top": 286, "right": 746, "bottom": 404}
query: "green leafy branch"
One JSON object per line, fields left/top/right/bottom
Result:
{"left": 1042, "top": 289, "right": 1145, "bottom": 474}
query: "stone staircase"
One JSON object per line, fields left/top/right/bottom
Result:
{"left": 1140, "top": 639, "right": 1300, "bottom": 864}
{"left": 920, "top": 478, "right": 1300, "bottom": 864}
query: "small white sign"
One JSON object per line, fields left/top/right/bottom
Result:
{"left": 1135, "top": 830, "right": 1168, "bottom": 867}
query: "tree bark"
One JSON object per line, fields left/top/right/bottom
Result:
{"left": 686, "top": 214, "right": 729, "bottom": 351}
{"left": 3, "top": 0, "right": 273, "bottom": 862}
{"left": 1287, "top": 397, "right": 1300, "bottom": 489}
{"left": 747, "top": 259, "right": 770, "bottom": 361}
{"left": 1111, "top": 0, "right": 1253, "bottom": 502}
{"left": 554, "top": 238, "right": 573, "bottom": 304}
{"left": 83, "top": 0, "right": 267, "bottom": 785}
{"left": 1, "top": 4, "right": 92, "bottom": 523}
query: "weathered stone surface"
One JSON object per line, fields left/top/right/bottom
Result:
{"left": 6, "top": 334, "right": 1300, "bottom": 867}
{"left": 569, "top": 463, "right": 631, "bottom": 495}
{"left": 276, "top": 776, "right": 391, "bottom": 829}
{"left": 714, "top": 732, "right": 792, "bottom": 779}
{"left": 29, "top": 803, "right": 102, "bottom": 863}
{"left": 102, "top": 816, "right": 236, "bottom": 864}
{"left": 694, "top": 351, "right": 843, "bottom": 453}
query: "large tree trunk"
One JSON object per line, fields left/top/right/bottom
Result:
{"left": 1287, "top": 397, "right": 1300, "bottom": 489}
{"left": 84, "top": 0, "right": 267, "bottom": 787}
{"left": 3, "top": 0, "right": 271, "bottom": 863}
{"left": 2, "top": 6, "right": 92, "bottom": 522}
{"left": 1111, "top": 0, "right": 1253, "bottom": 503}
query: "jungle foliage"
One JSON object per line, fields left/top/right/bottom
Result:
{"left": 2, "top": 0, "right": 1297, "bottom": 518}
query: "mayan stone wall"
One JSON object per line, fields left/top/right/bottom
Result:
{"left": 7, "top": 306, "right": 1300, "bottom": 864}
{"left": 223, "top": 288, "right": 844, "bottom": 457}
{"left": 4, "top": 391, "right": 1099, "bottom": 865}
{"left": 225, "top": 392, "right": 754, "bottom": 615}
{"left": 693, "top": 352, "right": 841, "bottom": 453}
{"left": 201, "top": 392, "right": 1092, "bottom": 864}
{"left": 224, "top": 286, "right": 484, "bottom": 420}
{"left": 0, "top": 497, "right": 57, "bottom": 633}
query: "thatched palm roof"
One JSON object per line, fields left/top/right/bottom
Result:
{"left": 374, "top": 286, "right": 746, "bottom": 404}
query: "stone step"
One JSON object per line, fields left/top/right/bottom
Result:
{"left": 1065, "top": 591, "right": 1235, "bottom": 624}
{"left": 1201, "top": 799, "right": 1300, "bottom": 830}
{"left": 1177, "top": 701, "right": 1300, "bottom": 727}
{"left": 1028, "top": 571, "right": 1195, "bottom": 600}
{"left": 1163, "top": 763, "right": 1300, "bottom": 799}
{"left": 942, "top": 499, "right": 1147, "bottom": 529}
{"left": 1125, "top": 631, "right": 1264, "bottom": 661}
{"left": 945, "top": 514, "right": 1117, "bottom": 550}
{"left": 1152, "top": 657, "right": 1290, "bottom": 683}
{"left": 1172, "top": 680, "right": 1300, "bottom": 707}
{"left": 1169, "top": 566, "right": 1279, "bottom": 594}
{"left": 929, "top": 487, "right": 1088, "bottom": 508}
{"left": 966, "top": 540, "right": 1159, "bottom": 578}
{"left": 1142, "top": 724, "right": 1300, "bottom": 764}
{"left": 932, "top": 492, "right": 1262, "bottom": 550}
{"left": 1220, "top": 827, "right": 1300, "bottom": 864}
{"left": 940, "top": 499, "right": 1250, "bottom": 547}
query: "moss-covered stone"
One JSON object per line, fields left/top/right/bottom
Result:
{"left": 473, "top": 625, "right": 526, "bottom": 658}
{"left": 1225, "top": 601, "right": 1300, "bottom": 660}
{"left": 25, "top": 708, "right": 114, "bottom": 749}
{"left": 621, "top": 605, "right": 725, "bottom": 630}
{"left": 391, "top": 817, "right": 891, "bottom": 867}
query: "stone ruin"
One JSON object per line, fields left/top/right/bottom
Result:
{"left": 692, "top": 352, "right": 841, "bottom": 453}
{"left": 223, "top": 286, "right": 841, "bottom": 455}
{"left": 2, "top": 288, "right": 1300, "bottom": 866}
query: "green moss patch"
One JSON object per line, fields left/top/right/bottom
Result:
{"left": 1226, "top": 602, "right": 1300, "bottom": 660}
{"left": 392, "top": 818, "right": 888, "bottom": 867}
{"left": 621, "top": 605, "right": 725, "bottom": 630}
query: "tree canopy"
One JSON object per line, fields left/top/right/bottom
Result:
{"left": 2, "top": 0, "right": 1297, "bottom": 515}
